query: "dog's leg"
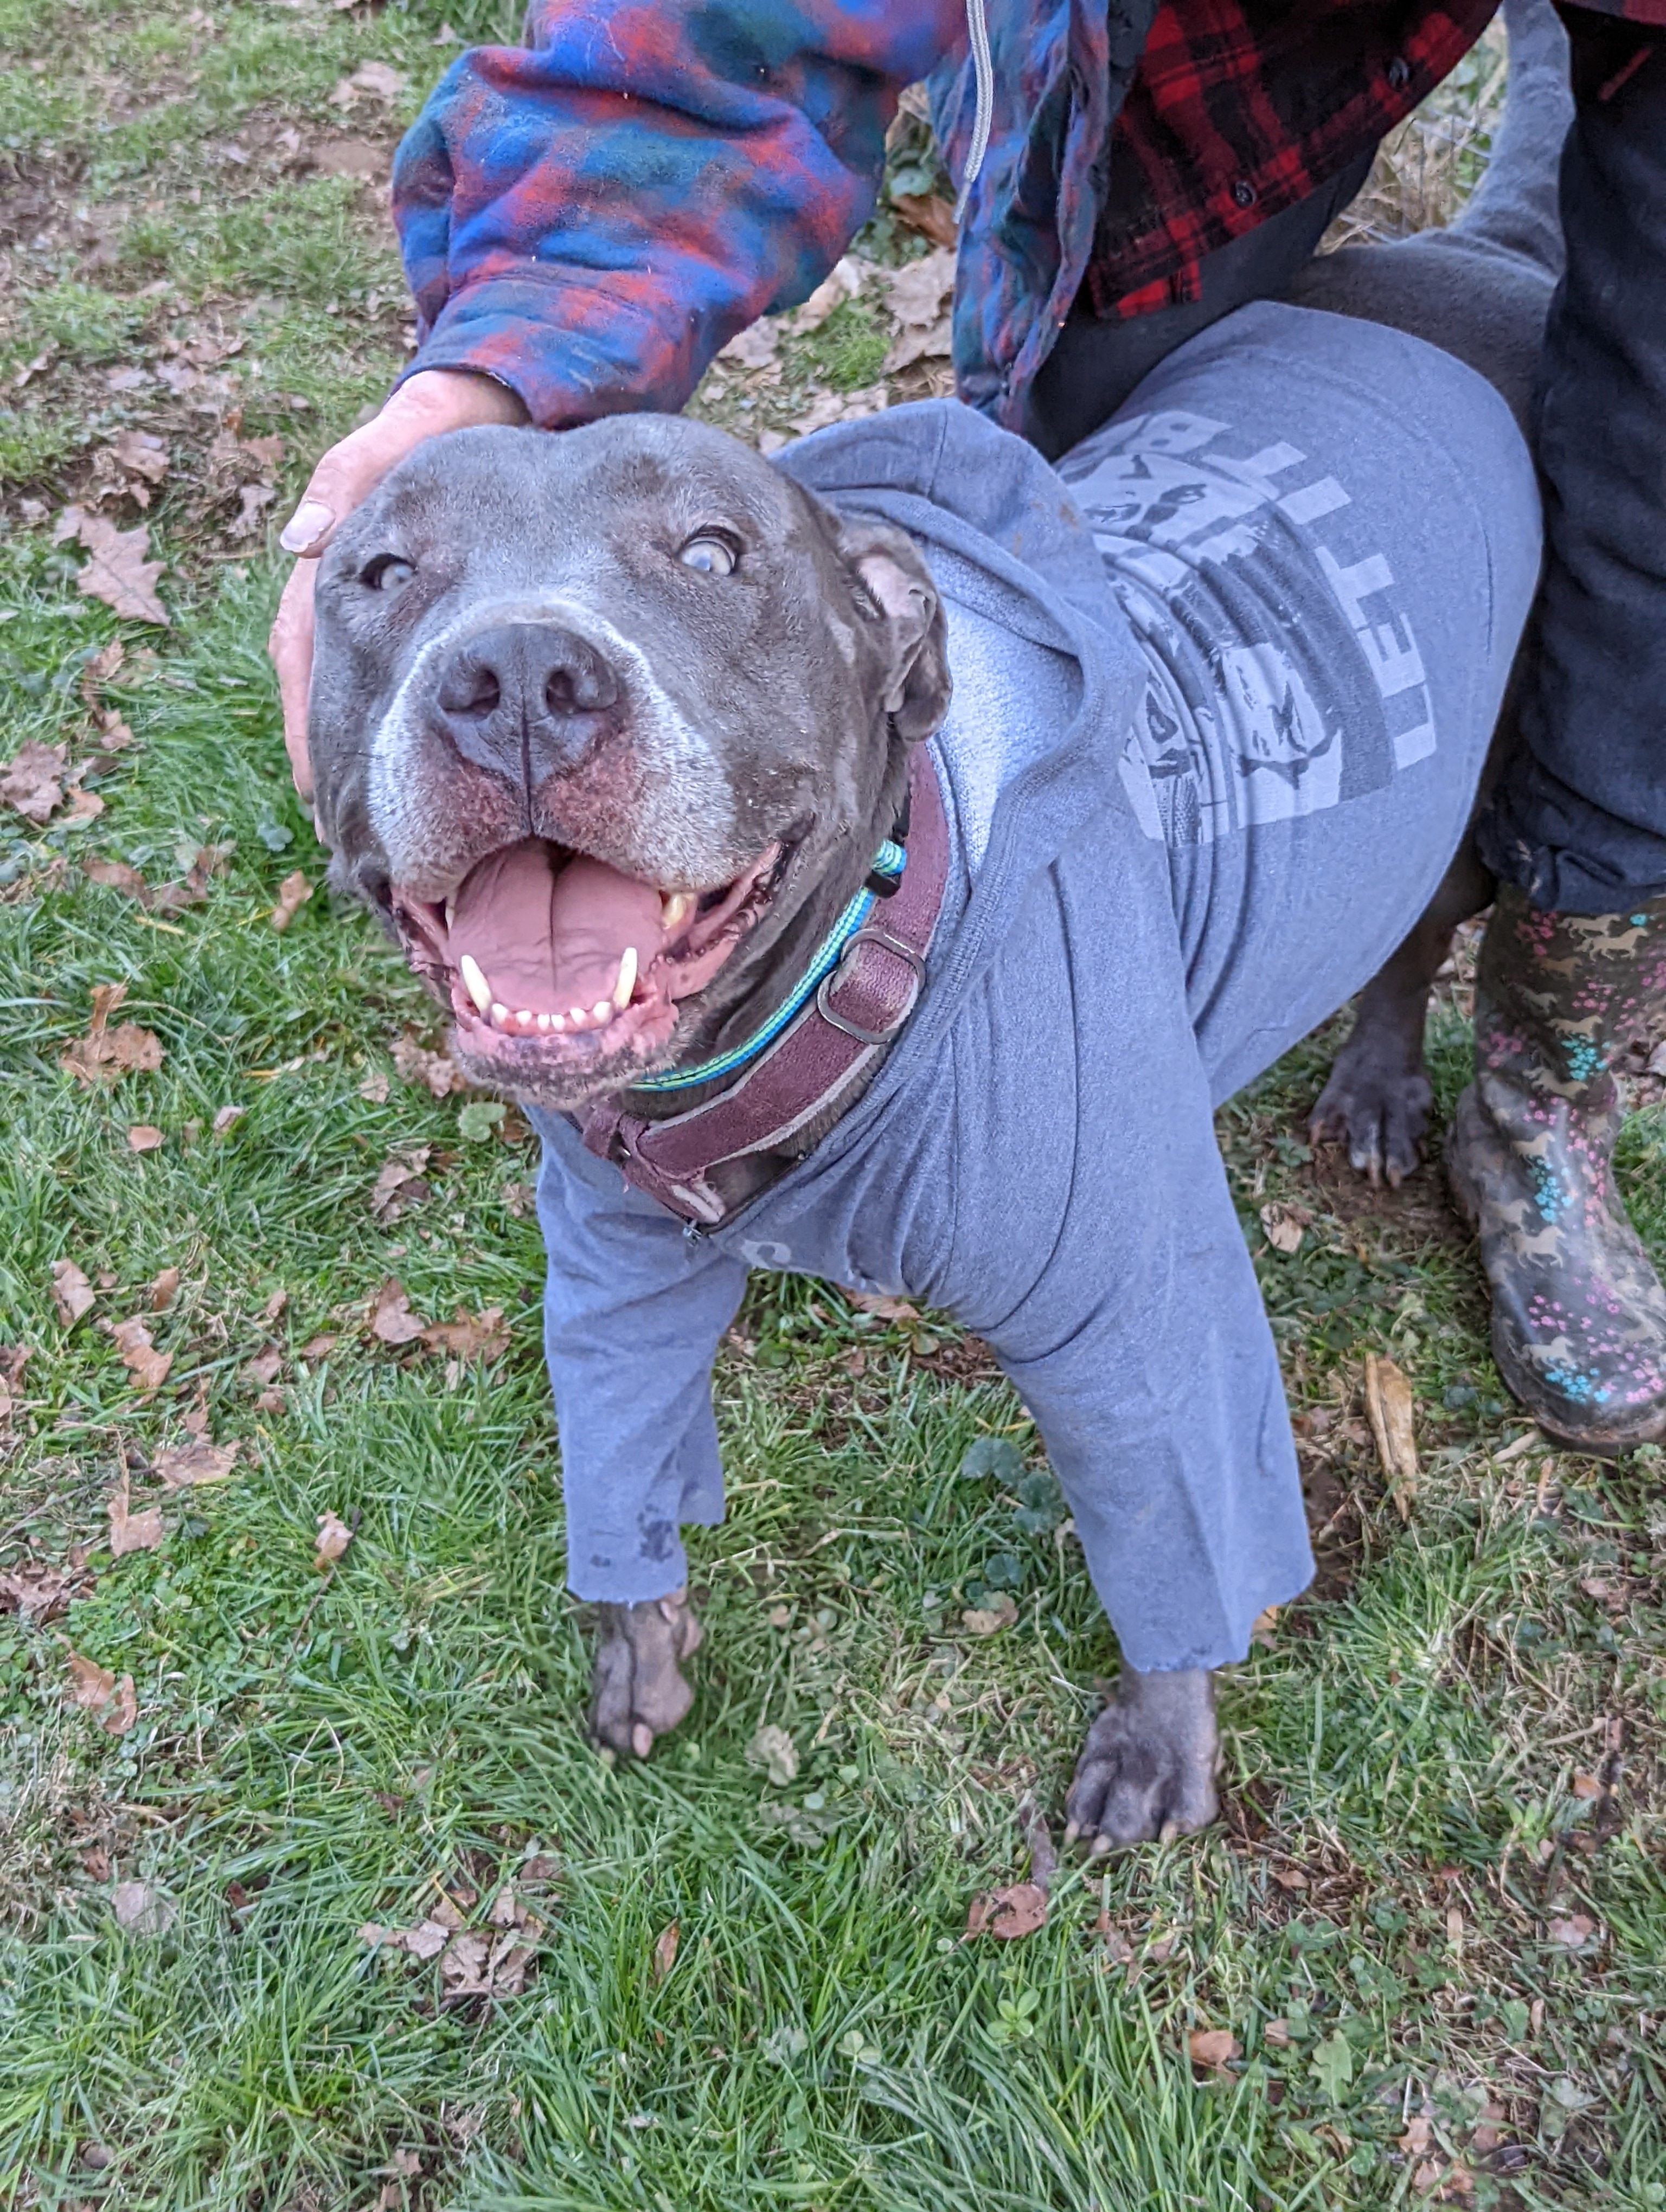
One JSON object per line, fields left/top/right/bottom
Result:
{"left": 1063, "top": 1666, "right": 1221, "bottom": 1849}
{"left": 589, "top": 1587, "right": 704, "bottom": 1758}
{"left": 1309, "top": 837, "right": 1494, "bottom": 1185}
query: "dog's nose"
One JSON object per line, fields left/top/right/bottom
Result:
{"left": 433, "top": 622, "right": 621, "bottom": 782}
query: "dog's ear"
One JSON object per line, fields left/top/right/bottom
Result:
{"left": 837, "top": 518, "right": 952, "bottom": 742}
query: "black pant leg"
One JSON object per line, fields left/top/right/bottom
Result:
{"left": 1477, "top": 16, "right": 1666, "bottom": 912}
{"left": 1026, "top": 151, "right": 1375, "bottom": 460}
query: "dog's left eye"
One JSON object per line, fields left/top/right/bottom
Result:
{"left": 361, "top": 555, "right": 415, "bottom": 595}
{"left": 678, "top": 535, "right": 736, "bottom": 577}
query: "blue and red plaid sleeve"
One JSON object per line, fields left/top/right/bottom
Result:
{"left": 392, "top": 0, "right": 964, "bottom": 427}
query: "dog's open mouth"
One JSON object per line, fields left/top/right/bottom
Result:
{"left": 392, "top": 837, "right": 785, "bottom": 1080}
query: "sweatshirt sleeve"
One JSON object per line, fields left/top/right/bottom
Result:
{"left": 531, "top": 1117, "right": 750, "bottom": 1603}
{"left": 390, "top": 0, "right": 965, "bottom": 427}
{"left": 933, "top": 831, "right": 1314, "bottom": 1675}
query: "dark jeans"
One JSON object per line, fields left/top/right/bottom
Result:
{"left": 1476, "top": 17, "right": 1666, "bottom": 914}
{"left": 1037, "top": 25, "right": 1666, "bottom": 917}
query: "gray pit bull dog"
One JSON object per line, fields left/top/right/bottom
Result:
{"left": 305, "top": 0, "right": 1562, "bottom": 1847}
{"left": 307, "top": 416, "right": 1221, "bottom": 1840}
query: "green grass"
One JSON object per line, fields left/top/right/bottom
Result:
{"left": 1, "top": 2, "right": 1664, "bottom": 2207}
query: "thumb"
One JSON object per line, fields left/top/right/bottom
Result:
{"left": 279, "top": 369, "right": 527, "bottom": 557}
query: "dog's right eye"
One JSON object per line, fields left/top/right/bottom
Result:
{"left": 360, "top": 555, "right": 415, "bottom": 595}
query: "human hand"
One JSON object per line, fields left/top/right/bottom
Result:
{"left": 268, "top": 367, "right": 529, "bottom": 801}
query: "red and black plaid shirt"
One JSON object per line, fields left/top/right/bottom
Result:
{"left": 1092, "top": 0, "right": 1665, "bottom": 318}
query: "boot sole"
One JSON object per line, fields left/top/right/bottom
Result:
{"left": 1445, "top": 1099, "right": 1666, "bottom": 1459}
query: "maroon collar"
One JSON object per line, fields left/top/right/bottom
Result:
{"left": 580, "top": 747, "right": 949, "bottom": 1228}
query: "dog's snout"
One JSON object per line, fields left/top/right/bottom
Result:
{"left": 432, "top": 621, "right": 621, "bottom": 783}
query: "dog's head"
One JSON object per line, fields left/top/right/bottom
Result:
{"left": 309, "top": 417, "right": 950, "bottom": 1109}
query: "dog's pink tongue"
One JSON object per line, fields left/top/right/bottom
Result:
{"left": 447, "top": 839, "right": 662, "bottom": 1015}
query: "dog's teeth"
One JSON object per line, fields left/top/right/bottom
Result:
{"left": 612, "top": 946, "right": 637, "bottom": 1010}
{"left": 568, "top": 1007, "right": 587, "bottom": 1026}
{"left": 549, "top": 1012, "right": 565, "bottom": 1031}
{"left": 661, "top": 891, "right": 693, "bottom": 931}
{"left": 536, "top": 1012, "right": 552, "bottom": 1032}
{"left": 490, "top": 1001, "right": 510, "bottom": 1026}
{"left": 592, "top": 999, "right": 612, "bottom": 1023}
{"left": 459, "top": 953, "right": 493, "bottom": 1015}
{"left": 516, "top": 1007, "right": 535, "bottom": 1029}
{"left": 444, "top": 898, "right": 455, "bottom": 931}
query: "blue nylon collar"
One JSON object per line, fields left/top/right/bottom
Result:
{"left": 627, "top": 839, "right": 907, "bottom": 1094}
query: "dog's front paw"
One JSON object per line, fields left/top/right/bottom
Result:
{"left": 1063, "top": 1667, "right": 1219, "bottom": 1849}
{"left": 589, "top": 1588, "right": 704, "bottom": 1759}
{"left": 1309, "top": 1050, "right": 1433, "bottom": 1187}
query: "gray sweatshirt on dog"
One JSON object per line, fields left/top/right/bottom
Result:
{"left": 530, "top": 303, "right": 1538, "bottom": 1670}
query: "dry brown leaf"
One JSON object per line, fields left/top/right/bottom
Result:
{"left": 792, "top": 255, "right": 866, "bottom": 332}
{"left": 241, "top": 433, "right": 285, "bottom": 473}
{"left": 1569, "top": 1771, "right": 1602, "bottom": 1799}
{"left": 51, "top": 1257, "right": 96, "bottom": 1326}
{"left": 153, "top": 1439, "right": 239, "bottom": 1489}
{"left": 230, "top": 484, "right": 276, "bottom": 539}
{"left": 271, "top": 870, "right": 312, "bottom": 931}
{"left": 1363, "top": 1352, "right": 1419, "bottom": 1519}
{"left": 111, "top": 1880, "right": 174, "bottom": 1936}
{"left": 841, "top": 1288, "right": 919, "bottom": 1322}
{"left": 1259, "top": 1200, "right": 1311, "bottom": 1255}
{"left": 883, "top": 316, "right": 952, "bottom": 374}
{"left": 892, "top": 191, "right": 957, "bottom": 248}
{"left": 107, "top": 1475, "right": 165, "bottom": 1557}
{"left": 0, "top": 1561, "right": 76, "bottom": 1621}
{"left": 369, "top": 1148, "right": 432, "bottom": 1223}
{"left": 392, "top": 1032, "right": 467, "bottom": 1098}
{"left": 60, "top": 983, "right": 165, "bottom": 1084}
{"left": 314, "top": 1509, "right": 354, "bottom": 1570}
{"left": 965, "top": 1882, "right": 1047, "bottom": 1940}
{"left": 1400, "top": 2115, "right": 1433, "bottom": 2157}
{"left": 112, "top": 1315, "right": 172, "bottom": 1390}
{"left": 212, "top": 1104, "right": 244, "bottom": 1137}
{"left": 420, "top": 1308, "right": 509, "bottom": 1361}
{"left": 112, "top": 429, "right": 170, "bottom": 485}
{"left": 887, "top": 248, "right": 956, "bottom": 328}
{"left": 652, "top": 1920, "right": 680, "bottom": 1980}
{"left": 65, "top": 783, "right": 105, "bottom": 825}
{"left": 370, "top": 1279, "right": 428, "bottom": 1346}
{"left": 300, "top": 1333, "right": 338, "bottom": 1361}
{"left": 717, "top": 321, "right": 779, "bottom": 371}
{"left": 439, "top": 1931, "right": 492, "bottom": 1995}
{"left": 330, "top": 57, "right": 406, "bottom": 105}
{"left": 1187, "top": 2027, "right": 1241, "bottom": 2070}
{"left": 59, "top": 506, "right": 170, "bottom": 625}
{"left": 1263, "top": 2018, "right": 1292, "bottom": 2049}
{"left": 126, "top": 1123, "right": 164, "bottom": 1153}
{"left": 244, "top": 1345, "right": 282, "bottom": 1388}
{"left": 149, "top": 1266, "right": 181, "bottom": 1311}
{"left": 1250, "top": 1604, "right": 1280, "bottom": 1649}
{"left": 83, "top": 856, "right": 152, "bottom": 901}
{"left": 1546, "top": 1913, "right": 1596, "bottom": 1949}
{"left": 358, "top": 1068, "right": 392, "bottom": 1103}
{"left": 1, "top": 739, "right": 67, "bottom": 822}
{"left": 67, "top": 1650, "right": 137, "bottom": 1734}
{"left": 403, "top": 1918, "right": 452, "bottom": 1961}
{"left": 961, "top": 1593, "right": 1018, "bottom": 1637}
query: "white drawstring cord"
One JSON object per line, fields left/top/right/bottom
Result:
{"left": 954, "top": 0, "right": 995, "bottom": 225}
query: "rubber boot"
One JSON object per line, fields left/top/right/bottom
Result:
{"left": 1447, "top": 884, "right": 1666, "bottom": 1452}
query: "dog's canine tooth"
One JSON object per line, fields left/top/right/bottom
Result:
{"left": 661, "top": 891, "right": 693, "bottom": 931}
{"left": 612, "top": 946, "right": 637, "bottom": 1010}
{"left": 459, "top": 952, "right": 493, "bottom": 1015}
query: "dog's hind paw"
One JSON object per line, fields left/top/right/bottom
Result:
{"left": 589, "top": 1588, "right": 703, "bottom": 1759}
{"left": 1309, "top": 1052, "right": 1433, "bottom": 1187}
{"left": 1063, "top": 1667, "right": 1219, "bottom": 1850}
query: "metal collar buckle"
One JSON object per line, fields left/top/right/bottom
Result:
{"left": 813, "top": 924, "right": 927, "bottom": 1046}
